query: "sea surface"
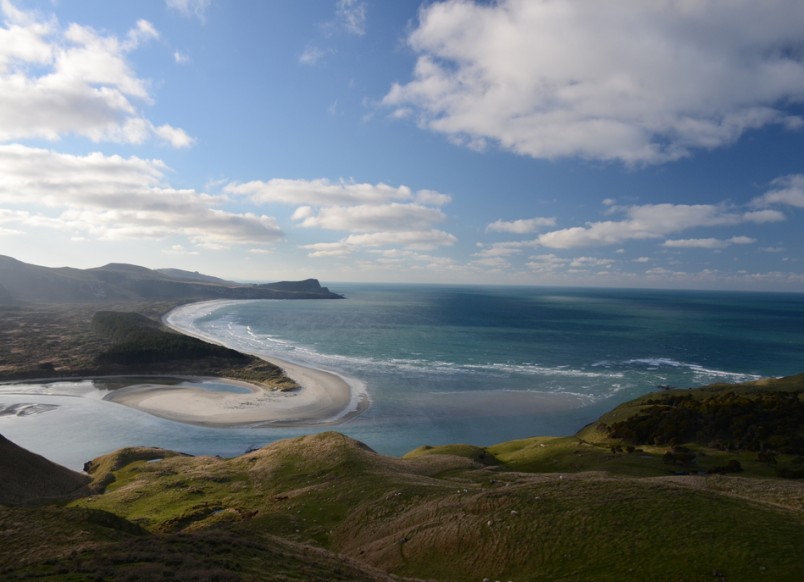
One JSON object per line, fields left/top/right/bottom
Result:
{"left": 2, "top": 285, "right": 803, "bottom": 470}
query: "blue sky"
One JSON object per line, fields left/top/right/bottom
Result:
{"left": 1, "top": 0, "right": 803, "bottom": 290}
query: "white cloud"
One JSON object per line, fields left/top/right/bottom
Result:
{"left": 0, "top": 2, "right": 192, "bottom": 147}
{"left": 336, "top": 0, "right": 367, "bottom": 36}
{"left": 166, "top": 0, "right": 210, "bottom": 23}
{"left": 474, "top": 242, "right": 523, "bottom": 258}
{"left": 472, "top": 256, "right": 510, "bottom": 269}
{"left": 227, "top": 177, "right": 456, "bottom": 254}
{"left": 227, "top": 178, "right": 419, "bottom": 206}
{"left": 663, "top": 238, "right": 729, "bottom": 249}
{"left": 486, "top": 216, "right": 556, "bottom": 234}
{"left": 345, "top": 229, "right": 456, "bottom": 249}
{"left": 173, "top": 50, "right": 190, "bottom": 64}
{"left": 662, "top": 236, "right": 756, "bottom": 249}
{"left": 414, "top": 189, "right": 452, "bottom": 206}
{"left": 569, "top": 256, "right": 614, "bottom": 268}
{"left": 752, "top": 174, "right": 804, "bottom": 208}
{"left": 295, "top": 203, "right": 445, "bottom": 232}
{"left": 163, "top": 244, "right": 199, "bottom": 255}
{"left": 743, "top": 209, "right": 786, "bottom": 223}
{"left": 537, "top": 203, "right": 741, "bottom": 249}
{"left": 0, "top": 144, "right": 282, "bottom": 248}
{"left": 299, "top": 45, "right": 332, "bottom": 66}
{"left": 302, "top": 241, "right": 354, "bottom": 258}
{"left": 526, "top": 253, "right": 568, "bottom": 273}
{"left": 384, "top": 0, "right": 804, "bottom": 164}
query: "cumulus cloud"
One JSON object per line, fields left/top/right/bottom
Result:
{"left": 0, "top": 144, "right": 282, "bottom": 248}
{"left": 384, "top": 0, "right": 804, "bottom": 164}
{"left": 486, "top": 216, "right": 556, "bottom": 233}
{"left": 0, "top": 1, "right": 192, "bottom": 147}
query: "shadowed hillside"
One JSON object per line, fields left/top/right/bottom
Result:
{"left": 0, "top": 434, "right": 89, "bottom": 504}
{"left": 1, "top": 378, "right": 802, "bottom": 580}
{"left": 0, "top": 255, "right": 343, "bottom": 303}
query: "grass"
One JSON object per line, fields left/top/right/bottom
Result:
{"left": 3, "top": 329, "right": 803, "bottom": 582}
{"left": 59, "top": 431, "right": 804, "bottom": 582}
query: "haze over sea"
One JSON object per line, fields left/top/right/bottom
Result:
{"left": 2, "top": 285, "right": 803, "bottom": 470}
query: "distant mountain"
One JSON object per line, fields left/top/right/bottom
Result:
{"left": 0, "top": 255, "right": 343, "bottom": 303}
{"left": 154, "top": 268, "right": 236, "bottom": 285}
{"left": 0, "top": 433, "right": 89, "bottom": 504}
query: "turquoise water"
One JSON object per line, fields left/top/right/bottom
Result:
{"left": 2, "top": 285, "right": 802, "bottom": 469}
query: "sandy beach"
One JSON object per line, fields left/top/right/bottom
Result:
{"left": 102, "top": 302, "right": 367, "bottom": 427}
{"left": 104, "top": 358, "right": 364, "bottom": 427}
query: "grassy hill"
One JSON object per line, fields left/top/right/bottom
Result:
{"left": 1, "top": 374, "right": 803, "bottom": 580}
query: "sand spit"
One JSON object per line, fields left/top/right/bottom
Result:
{"left": 103, "top": 301, "right": 367, "bottom": 427}
{"left": 105, "top": 364, "right": 363, "bottom": 428}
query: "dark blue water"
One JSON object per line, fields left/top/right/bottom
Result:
{"left": 2, "top": 285, "right": 802, "bottom": 469}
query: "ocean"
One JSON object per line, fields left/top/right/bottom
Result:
{"left": 2, "top": 285, "right": 803, "bottom": 470}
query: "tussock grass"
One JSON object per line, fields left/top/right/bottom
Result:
{"left": 65, "top": 432, "right": 804, "bottom": 582}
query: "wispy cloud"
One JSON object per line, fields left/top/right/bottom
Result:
{"left": 752, "top": 174, "right": 804, "bottom": 208}
{"left": 663, "top": 236, "right": 756, "bottom": 250}
{"left": 385, "top": 0, "right": 804, "bottom": 164}
{"left": 166, "top": 0, "right": 211, "bottom": 23}
{"left": 227, "top": 178, "right": 455, "bottom": 257}
{"left": 299, "top": 45, "right": 332, "bottom": 66}
{"left": 336, "top": 0, "right": 367, "bottom": 36}
{"left": 486, "top": 217, "right": 556, "bottom": 234}
{"left": 0, "top": 144, "right": 282, "bottom": 249}
{"left": 173, "top": 50, "right": 190, "bottom": 64}
{"left": 535, "top": 203, "right": 779, "bottom": 249}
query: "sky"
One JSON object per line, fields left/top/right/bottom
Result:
{"left": 1, "top": 0, "right": 803, "bottom": 291}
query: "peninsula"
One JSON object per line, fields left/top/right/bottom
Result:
{"left": 0, "top": 256, "right": 356, "bottom": 426}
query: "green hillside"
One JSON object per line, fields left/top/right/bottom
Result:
{"left": 1, "top": 375, "right": 803, "bottom": 580}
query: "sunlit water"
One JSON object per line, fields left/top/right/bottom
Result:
{"left": 2, "top": 285, "right": 802, "bottom": 470}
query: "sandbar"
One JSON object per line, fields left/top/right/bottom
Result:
{"left": 103, "top": 302, "right": 367, "bottom": 427}
{"left": 105, "top": 362, "right": 364, "bottom": 428}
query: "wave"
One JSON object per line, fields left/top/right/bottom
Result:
{"left": 628, "top": 358, "right": 761, "bottom": 382}
{"left": 166, "top": 301, "right": 763, "bottom": 410}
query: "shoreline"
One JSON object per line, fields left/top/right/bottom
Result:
{"left": 103, "top": 372, "right": 367, "bottom": 428}
{"left": 101, "top": 300, "right": 367, "bottom": 428}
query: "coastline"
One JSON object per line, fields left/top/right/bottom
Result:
{"left": 99, "top": 300, "right": 368, "bottom": 428}
{"left": 103, "top": 370, "right": 366, "bottom": 428}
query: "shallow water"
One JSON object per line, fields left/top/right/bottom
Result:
{"left": 2, "top": 285, "right": 802, "bottom": 470}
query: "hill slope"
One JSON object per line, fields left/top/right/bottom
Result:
{"left": 66, "top": 431, "right": 804, "bottom": 581}
{"left": 0, "top": 255, "right": 342, "bottom": 303}
{"left": 0, "top": 434, "right": 89, "bottom": 504}
{"left": 2, "top": 377, "right": 802, "bottom": 580}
